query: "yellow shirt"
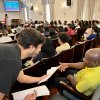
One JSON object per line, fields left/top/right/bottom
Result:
{"left": 75, "top": 67, "right": 100, "bottom": 96}
{"left": 56, "top": 43, "right": 70, "bottom": 54}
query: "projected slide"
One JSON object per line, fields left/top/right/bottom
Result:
{"left": 4, "top": 1, "right": 20, "bottom": 11}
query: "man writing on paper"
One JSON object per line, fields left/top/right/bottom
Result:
{"left": 57, "top": 48, "right": 100, "bottom": 98}
{"left": 0, "top": 28, "right": 47, "bottom": 100}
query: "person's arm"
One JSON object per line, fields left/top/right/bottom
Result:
{"left": 67, "top": 75, "right": 91, "bottom": 94}
{"left": 17, "top": 70, "right": 47, "bottom": 83}
{"left": 67, "top": 75, "right": 77, "bottom": 88}
{"left": 59, "top": 62, "right": 85, "bottom": 72}
{"left": 0, "top": 92, "right": 5, "bottom": 100}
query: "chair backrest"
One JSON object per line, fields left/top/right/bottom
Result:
{"left": 91, "top": 38, "right": 97, "bottom": 48}
{"left": 71, "top": 34, "right": 77, "bottom": 45}
{"left": 73, "top": 42, "right": 85, "bottom": 62}
{"left": 91, "top": 85, "right": 100, "bottom": 100}
{"left": 41, "top": 53, "right": 60, "bottom": 68}
{"left": 83, "top": 40, "right": 93, "bottom": 57}
{"left": 59, "top": 47, "right": 74, "bottom": 63}
{"left": 59, "top": 81, "right": 90, "bottom": 100}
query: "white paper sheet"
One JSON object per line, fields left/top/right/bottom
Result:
{"left": 12, "top": 85, "right": 50, "bottom": 100}
{"left": 38, "top": 66, "right": 60, "bottom": 84}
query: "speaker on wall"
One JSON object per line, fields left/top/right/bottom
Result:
{"left": 67, "top": 0, "right": 71, "bottom": 6}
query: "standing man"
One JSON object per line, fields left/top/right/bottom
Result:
{"left": 0, "top": 28, "right": 47, "bottom": 99}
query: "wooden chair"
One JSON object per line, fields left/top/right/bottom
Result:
{"left": 83, "top": 40, "right": 93, "bottom": 57}
{"left": 73, "top": 42, "right": 85, "bottom": 62}
{"left": 91, "top": 38, "right": 97, "bottom": 48}
{"left": 71, "top": 34, "right": 77, "bottom": 45}
{"left": 59, "top": 81, "right": 90, "bottom": 100}
{"left": 41, "top": 53, "right": 60, "bottom": 68}
{"left": 59, "top": 47, "right": 74, "bottom": 63}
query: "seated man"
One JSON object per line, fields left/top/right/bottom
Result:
{"left": 56, "top": 48, "right": 100, "bottom": 97}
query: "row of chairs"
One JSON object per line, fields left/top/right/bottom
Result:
{"left": 10, "top": 38, "right": 97, "bottom": 93}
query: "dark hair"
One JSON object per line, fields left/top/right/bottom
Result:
{"left": 58, "top": 32, "right": 70, "bottom": 43}
{"left": 49, "top": 28, "right": 56, "bottom": 35}
{"left": 17, "top": 28, "right": 45, "bottom": 49}
{"left": 5, "top": 14, "right": 8, "bottom": 17}
{"left": 41, "top": 38, "right": 56, "bottom": 56}
{"left": 92, "top": 25, "right": 98, "bottom": 33}
{"left": 67, "top": 24, "right": 73, "bottom": 29}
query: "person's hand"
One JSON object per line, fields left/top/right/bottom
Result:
{"left": 59, "top": 62, "right": 69, "bottom": 72}
{"left": 24, "top": 91, "right": 37, "bottom": 100}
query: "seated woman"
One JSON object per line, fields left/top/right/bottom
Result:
{"left": 87, "top": 26, "right": 98, "bottom": 40}
{"left": 56, "top": 32, "right": 70, "bottom": 54}
{"left": 32, "top": 37, "right": 56, "bottom": 63}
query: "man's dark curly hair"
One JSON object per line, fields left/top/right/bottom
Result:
{"left": 17, "top": 28, "right": 45, "bottom": 49}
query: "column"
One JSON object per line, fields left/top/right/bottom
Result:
{"left": 41, "top": 0, "right": 55, "bottom": 23}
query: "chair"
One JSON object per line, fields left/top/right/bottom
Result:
{"left": 59, "top": 47, "right": 74, "bottom": 63}
{"left": 83, "top": 40, "right": 93, "bottom": 57}
{"left": 71, "top": 34, "right": 77, "bottom": 45}
{"left": 91, "top": 38, "right": 97, "bottom": 48}
{"left": 91, "top": 85, "right": 100, "bottom": 100}
{"left": 41, "top": 53, "right": 60, "bottom": 68}
{"left": 73, "top": 42, "right": 85, "bottom": 62}
{"left": 59, "top": 81, "right": 90, "bottom": 100}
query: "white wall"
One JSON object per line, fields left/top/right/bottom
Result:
{"left": 31, "top": 0, "right": 44, "bottom": 21}
{"left": 30, "top": 0, "right": 78, "bottom": 23}
{"left": 54, "top": 0, "right": 77, "bottom": 23}
{"left": 0, "top": 0, "right": 23, "bottom": 24}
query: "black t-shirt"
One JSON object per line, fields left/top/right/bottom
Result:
{"left": 0, "top": 44, "right": 22, "bottom": 95}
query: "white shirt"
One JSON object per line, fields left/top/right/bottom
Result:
{"left": 0, "top": 36, "right": 12, "bottom": 43}
{"left": 56, "top": 43, "right": 70, "bottom": 54}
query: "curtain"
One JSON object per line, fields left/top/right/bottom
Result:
{"left": 77, "top": 0, "right": 85, "bottom": 20}
{"left": 88, "top": 0, "right": 96, "bottom": 20}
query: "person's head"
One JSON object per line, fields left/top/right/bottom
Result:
{"left": 58, "top": 32, "right": 70, "bottom": 45}
{"left": 41, "top": 38, "right": 56, "bottom": 56}
{"left": 67, "top": 24, "right": 73, "bottom": 30}
{"left": 83, "top": 48, "right": 100, "bottom": 67}
{"left": 49, "top": 28, "right": 56, "bottom": 36}
{"left": 5, "top": 14, "right": 8, "bottom": 17}
{"left": 17, "top": 28, "right": 45, "bottom": 58}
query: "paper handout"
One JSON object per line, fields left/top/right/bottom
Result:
{"left": 12, "top": 85, "right": 50, "bottom": 100}
{"left": 38, "top": 66, "right": 60, "bottom": 84}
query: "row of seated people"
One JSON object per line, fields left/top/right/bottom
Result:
{"left": 23, "top": 32, "right": 98, "bottom": 69}
{"left": 9, "top": 37, "right": 98, "bottom": 100}
{"left": 1, "top": 19, "right": 100, "bottom": 47}
{"left": 0, "top": 24, "right": 98, "bottom": 99}
{"left": 0, "top": 19, "right": 99, "bottom": 100}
